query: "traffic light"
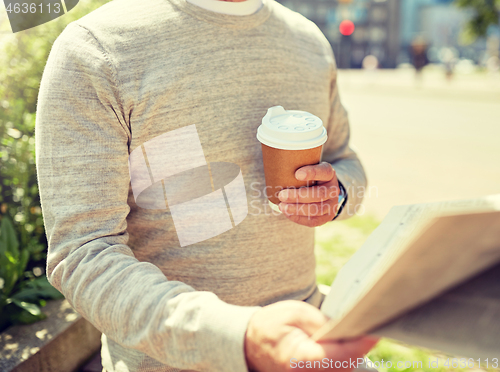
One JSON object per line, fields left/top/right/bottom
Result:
{"left": 339, "top": 20, "right": 355, "bottom": 36}
{"left": 338, "top": 20, "right": 355, "bottom": 68}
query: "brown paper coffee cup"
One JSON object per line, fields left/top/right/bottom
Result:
{"left": 261, "top": 144, "right": 323, "bottom": 205}
{"left": 257, "top": 106, "right": 328, "bottom": 209}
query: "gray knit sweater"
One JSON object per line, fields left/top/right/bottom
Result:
{"left": 35, "top": 0, "right": 367, "bottom": 371}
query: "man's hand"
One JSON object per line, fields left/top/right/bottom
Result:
{"left": 278, "top": 162, "right": 339, "bottom": 227}
{"left": 244, "top": 301, "right": 378, "bottom": 372}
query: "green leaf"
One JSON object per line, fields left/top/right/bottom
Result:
{"left": 32, "top": 276, "right": 64, "bottom": 299}
{"left": 0, "top": 216, "right": 19, "bottom": 256}
{"left": 0, "top": 250, "right": 20, "bottom": 296}
{"left": 10, "top": 287, "right": 41, "bottom": 302}
{"left": 11, "top": 298, "right": 42, "bottom": 316}
{"left": 4, "top": 251, "right": 17, "bottom": 265}
{"left": 11, "top": 276, "right": 64, "bottom": 302}
{"left": 16, "top": 309, "right": 46, "bottom": 324}
{"left": 0, "top": 240, "right": 5, "bottom": 256}
{"left": 17, "top": 249, "right": 30, "bottom": 278}
{"left": 0, "top": 252, "right": 11, "bottom": 275}
{"left": 4, "top": 264, "right": 19, "bottom": 296}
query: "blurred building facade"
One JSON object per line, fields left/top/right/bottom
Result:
{"left": 277, "top": 0, "right": 496, "bottom": 68}
{"left": 278, "top": 0, "right": 401, "bottom": 68}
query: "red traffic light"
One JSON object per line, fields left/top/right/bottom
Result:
{"left": 339, "top": 20, "right": 355, "bottom": 36}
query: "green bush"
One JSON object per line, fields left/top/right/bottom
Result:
{"left": 0, "top": 0, "right": 110, "bottom": 332}
{"left": 0, "top": 215, "right": 63, "bottom": 331}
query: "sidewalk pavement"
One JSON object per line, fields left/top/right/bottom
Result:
{"left": 337, "top": 68, "right": 500, "bottom": 219}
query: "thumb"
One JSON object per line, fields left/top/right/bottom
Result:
{"left": 320, "top": 336, "right": 380, "bottom": 362}
{"left": 290, "top": 302, "right": 331, "bottom": 336}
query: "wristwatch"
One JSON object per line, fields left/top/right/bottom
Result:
{"left": 332, "top": 180, "right": 348, "bottom": 221}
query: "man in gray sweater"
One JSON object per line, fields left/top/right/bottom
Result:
{"left": 35, "top": 0, "right": 376, "bottom": 371}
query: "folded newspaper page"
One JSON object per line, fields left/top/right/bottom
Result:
{"left": 313, "top": 195, "right": 500, "bottom": 358}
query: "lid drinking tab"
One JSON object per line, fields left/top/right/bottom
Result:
{"left": 257, "top": 106, "right": 328, "bottom": 150}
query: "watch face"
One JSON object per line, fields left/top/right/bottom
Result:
{"left": 338, "top": 192, "right": 345, "bottom": 205}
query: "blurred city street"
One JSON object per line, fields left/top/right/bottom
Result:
{"left": 337, "top": 68, "right": 500, "bottom": 218}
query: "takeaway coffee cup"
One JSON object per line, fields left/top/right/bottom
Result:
{"left": 257, "top": 106, "right": 328, "bottom": 211}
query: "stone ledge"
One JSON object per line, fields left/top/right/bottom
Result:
{"left": 0, "top": 299, "right": 101, "bottom": 372}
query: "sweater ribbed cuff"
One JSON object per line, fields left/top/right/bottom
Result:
{"left": 200, "top": 299, "right": 261, "bottom": 372}
{"left": 333, "top": 167, "right": 357, "bottom": 221}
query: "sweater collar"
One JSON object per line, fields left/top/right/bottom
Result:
{"left": 186, "top": 0, "right": 263, "bottom": 16}
{"left": 168, "top": 0, "right": 272, "bottom": 29}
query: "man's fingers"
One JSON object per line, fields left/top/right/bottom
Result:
{"left": 320, "top": 336, "right": 379, "bottom": 363}
{"left": 287, "top": 302, "right": 331, "bottom": 336}
{"left": 295, "top": 162, "right": 335, "bottom": 182}
{"left": 280, "top": 213, "right": 334, "bottom": 228}
{"left": 279, "top": 199, "right": 337, "bottom": 217}
{"left": 278, "top": 181, "right": 339, "bottom": 203}
{"left": 294, "top": 336, "right": 379, "bottom": 371}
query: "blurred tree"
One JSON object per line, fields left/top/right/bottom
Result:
{"left": 0, "top": 0, "right": 110, "bottom": 330}
{"left": 456, "top": 0, "right": 500, "bottom": 38}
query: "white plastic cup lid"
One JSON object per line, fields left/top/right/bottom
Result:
{"left": 257, "top": 106, "right": 327, "bottom": 150}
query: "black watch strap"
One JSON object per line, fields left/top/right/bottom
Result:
{"left": 332, "top": 181, "right": 348, "bottom": 221}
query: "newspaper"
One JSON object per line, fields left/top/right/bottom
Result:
{"left": 313, "top": 195, "right": 500, "bottom": 358}
{"left": 373, "top": 261, "right": 500, "bottom": 359}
